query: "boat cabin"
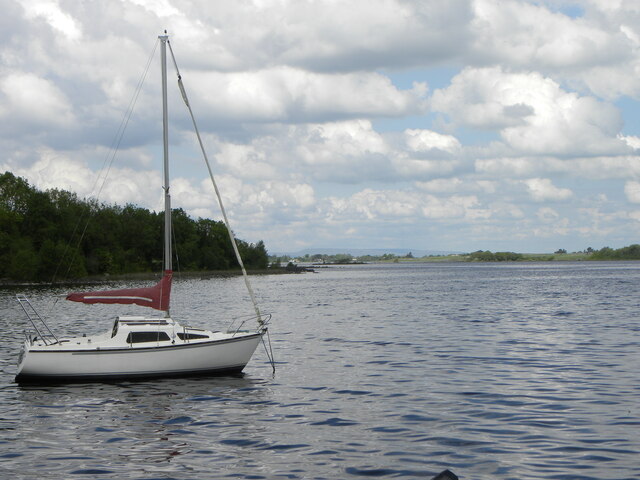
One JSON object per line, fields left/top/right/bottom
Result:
{"left": 111, "top": 316, "right": 214, "bottom": 346}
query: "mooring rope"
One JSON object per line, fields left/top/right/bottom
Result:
{"left": 262, "top": 328, "right": 276, "bottom": 375}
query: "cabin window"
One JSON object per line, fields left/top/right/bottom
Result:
{"left": 126, "top": 331, "right": 171, "bottom": 344}
{"left": 177, "top": 332, "right": 209, "bottom": 340}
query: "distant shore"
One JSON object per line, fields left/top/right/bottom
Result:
{"left": 381, "top": 252, "right": 592, "bottom": 263}
{"left": 4, "top": 252, "right": 640, "bottom": 286}
{"left": 0, "top": 265, "right": 313, "bottom": 288}
{"left": 278, "top": 245, "right": 640, "bottom": 265}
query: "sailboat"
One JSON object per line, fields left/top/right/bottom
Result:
{"left": 14, "top": 34, "right": 270, "bottom": 383}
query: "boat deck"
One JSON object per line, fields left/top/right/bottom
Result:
{"left": 26, "top": 316, "right": 238, "bottom": 351}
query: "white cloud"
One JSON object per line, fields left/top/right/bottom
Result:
{"left": 523, "top": 178, "right": 573, "bottom": 202}
{"left": 187, "top": 67, "right": 427, "bottom": 124}
{"left": 488, "top": 201, "right": 524, "bottom": 219}
{"left": 414, "top": 177, "right": 498, "bottom": 195}
{"left": 200, "top": 0, "right": 472, "bottom": 72}
{"left": 0, "top": 151, "right": 161, "bottom": 209}
{"left": 128, "top": 0, "right": 182, "bottom": 18}
{"left": 4, "top": 0, "right": 640, "bottom": 254}
{"left": 171, "top": 174, "right": 317, "bottom": 231}
{"left": 624, "top": 180, "right": 640, "bottom": 203}
{"left": 214, "top": 143, "right": 277, "bottom": 180}
{"left": 1, "top": 153, "right": 93, "bottom": 197}
{"left": 432, "top": 66, "right": 625, "bottom": 156}
{"left": 562, "top": 0, "right": 640, "bottom": 99}
{"left": 536, "top": 206, "right": 560, "bottom": 222}
{"left": 475, "top": 157, "right": 548, "bottom": 178}
{"left": 531, "top": 214, "right": 570, "bottom": 237}
{"left": 415, "top": 178, "right": 464, "bottom": 193}
{"left": 22, "top": 1, "right": 83, "bottom": 41}
{"left": 392, "top": 156, "right": 463, "bottom": 179}
{"left": 468, "top": 0, "right": 640, "bottom": 100}
{"left": 325, "top": 188, "right": 480, "bottom": 222}
{"left": 405, "top": 129, "right": 461, "bottom": 154}
{"left": 184, "top": 120, "right": 398, "bottom": 185}
{"left": 471, "top": 0, "right": 630, "bottom": 70}
{"left": 295, "top": 120, "right": 389, "bottom": 164}
{"left": 393, "top": 130, "right": 467, "bottom": 178}
{"left": 0, "top": 72, "right": 76, "bottom": 131}
{"left": 476, "top": 155, "right": 640, "bottom": 180}
{"left": 619, "top": 134, "right": 640, "bottom": 150}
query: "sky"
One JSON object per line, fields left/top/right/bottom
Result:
{"left": 2, "top": 0, "right": 640, "bottom": 254}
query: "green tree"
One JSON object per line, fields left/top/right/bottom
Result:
{"left": 469, "top": 250, "right": 496, "bottom": 261}
{"left": 7, "top": 238, "right": 39, "bottom": 281}
{"left": 0, "top": 171, "right": 271, "bottom": 281}
{"left": 0, "top": 172, "right": 32, "bottom": 215}
{"left": 237, "top": 240, "right": 268, "bottom": 269}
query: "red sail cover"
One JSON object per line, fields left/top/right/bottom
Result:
{"left": 66, "top": 271, "right": 173, "bottom": 311}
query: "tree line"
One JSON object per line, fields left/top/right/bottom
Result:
{"left": 275, "top": 246, "right": 640, "bottom": 265}
{"left": 0, "top": 171, "right": 268, "bottom": 282}
{"left": 590, "top": 244, "right": 640, "bottom": 260}
{"left": 467, "top": 247, "right": 640, "bottom": 261}
{"left": 467, "top": 250, "right": 524, "bottom": 261}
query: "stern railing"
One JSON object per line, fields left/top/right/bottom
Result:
{"left": 16, "top": 294, "right": 59, "bottom": 346}
{"left": 227, "top": 313, "right": 272, "bottom": 336}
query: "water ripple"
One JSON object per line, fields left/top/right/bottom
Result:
{"left": 1, "top": 262, "right": 639, "bottom": 479}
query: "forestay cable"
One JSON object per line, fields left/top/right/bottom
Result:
{"left": 166, "top": 40, "right": 265, "bottom": 331}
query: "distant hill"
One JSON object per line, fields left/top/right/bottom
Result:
{"left": 273, "top": 248, "right": 462, "bottom": 258}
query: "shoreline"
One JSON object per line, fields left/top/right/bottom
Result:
{"left": 3, "top": 257, "right": 639, "bottom": 286}
{"left": 0, "top": 265, "right": 315, "bottom": 288}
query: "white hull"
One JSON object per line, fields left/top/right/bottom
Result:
{"left": 15, "top": 317, "right": 263, "bottom": 383}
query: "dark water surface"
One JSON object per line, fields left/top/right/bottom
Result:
{"left": 1, "top": 262, "right": 638, "bottom": 479}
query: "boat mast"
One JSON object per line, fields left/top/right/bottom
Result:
{"left": 160, "top": 33, "right": 172, "bottom": 316}
{"left": 160, "top": 34, "right": 172, "bottom": 274}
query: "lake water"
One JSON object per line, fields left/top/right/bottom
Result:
{"left": 0, "top": 262, "right": 638, "bottom": 479}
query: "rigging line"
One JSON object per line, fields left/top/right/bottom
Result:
{"left": 88, "top": 42, "right": 158, "bottom": 198}
{"left": 166, "top": 39, "right": 264, "bottom": 328}
{"left": 171, "top": 218, "right": 181, "bottom": 276}
{"left": 54, "top": 39, "right": 160, "bottom": 283}
{"left": 94, "top": 38, "right": 161, "bottom": 201}
{"left": 43, "top": 296, "right": 60, "bottom": 321}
